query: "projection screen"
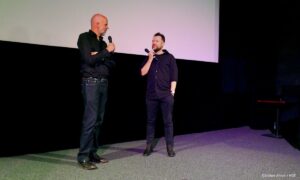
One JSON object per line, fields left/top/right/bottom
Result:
{"left": 0, "top": 0, "right": 219, "bottom": 62}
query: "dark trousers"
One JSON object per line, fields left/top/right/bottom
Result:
{"left": 77, "top": 77, "right": 108, "bottom": 162}
{"left": 146, "top": 95, "right": 174, "bottom": 146}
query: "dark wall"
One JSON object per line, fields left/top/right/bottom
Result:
{"left": 0, "top": 42, "right": 82, "bottom": 155}
{"left": 219, "top": 0, "right": 278, "bottom": 129}
{"left": 220, "top": 0, "right": 300, "bottom": 148}
{"left": 276, "top": 1, "right": 300, "bottom": 148}
{"left": 0, "top": 41, "right": 221, "bottom": 156}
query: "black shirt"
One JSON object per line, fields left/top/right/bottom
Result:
{"left": 77, "top": 30, "right": 115, "bottom": 78}
{"left": 144, "top": 50, "right": 178, "bottom": 99}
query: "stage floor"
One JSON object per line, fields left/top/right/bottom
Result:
{"left": 1, "top": 126, "right": 299, "bottom": 179}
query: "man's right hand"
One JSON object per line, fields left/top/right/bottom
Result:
{"left": 106, "top": 43, "right": 115, "bottom": 53}
{"left": 148, "top": 51, "right": 155, "bottom": 61}
{"left": 91, "top": 51, "right": 98, "bottom": 55}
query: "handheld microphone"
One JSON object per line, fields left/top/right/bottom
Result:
{"left": 108, "top": 36, "right": 112, "bottom": 43}
{"left": 144, "top": 48, "right": 157, "bottom": 60}
{"left": 108, "top": 36, "right": 114, "bottom": 54}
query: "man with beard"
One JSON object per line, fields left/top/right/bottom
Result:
{"left": 141, "top": 32, "right": 178, "bottom": 157}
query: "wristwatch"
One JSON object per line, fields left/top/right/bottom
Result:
{"left": 171, "top": 90, "right": 175, "bottom": 96}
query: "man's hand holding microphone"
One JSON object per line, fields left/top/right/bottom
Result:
{"left": 90, "top": 36, "right": 115, "bottom": 55}
{"left": 106, "top": 35, "right": 115, "bottom": 53}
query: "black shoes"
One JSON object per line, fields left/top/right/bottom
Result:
{"left": 167, "top": 145, "right": 176, "bottom": 157}
{"left": 90, "top": 154, "right": 109, "bottom": 163}
{"left": 143, "top": 144, "right": 176, "bottom": 157}
{"left": 143, "top": 144, "right": 153, "bottom": 156}
{"left": 78, "top": 160, "right": 97, "bottom": 170}
{"left": 78, "top": 154, "right": 109, "bottom": 170}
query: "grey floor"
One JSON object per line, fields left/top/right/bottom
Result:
{"left": 0, "top": 126, "right": 299, "bottom": 180}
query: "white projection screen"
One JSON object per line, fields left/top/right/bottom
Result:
{"left": 0, "top": 0, "right": 219, "bottom": 62}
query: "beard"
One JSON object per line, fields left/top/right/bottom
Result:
{"left": 153, "top": 46, "right": 163, "bottom": 53}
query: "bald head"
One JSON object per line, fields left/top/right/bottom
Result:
{"left": 90, "top": 13, "right": 109, "bottom": 37}
{"left": 91, "top": 14, "right": 107, "bottom": 26}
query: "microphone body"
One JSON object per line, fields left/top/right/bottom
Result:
{"left": 108, "top": 36, "right": 112, "bottom": 43}
{"left": 107, "top": 36, "right": 114, "bottom": 54}
{"left": 145, "top": 48, "right": 157, "bottom": 60}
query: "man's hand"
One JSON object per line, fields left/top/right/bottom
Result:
{"left": 91, "top": 51, "right": 98, "bottom": 55}
{"left": 147, "top": 50, "right": 155, "bottom": 61}
{"left": 141, "top": 50, "right": 155, "bottom": 76}
{"left": 106, "top": 43, "right": 115, "bottom": 53}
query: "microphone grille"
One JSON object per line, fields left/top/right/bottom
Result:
{"left": 108, "top": 36, "right": 112, "bottom": 43}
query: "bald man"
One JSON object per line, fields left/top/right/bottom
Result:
{"left": 77, "top": 13, "right": 116, "bottom": 170}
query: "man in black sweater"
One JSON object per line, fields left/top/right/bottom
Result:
{"left": 141, "top": 32, "right": 178, "bottom": 157}
{"left": 77, "top": 13, "right": 116, "bottom": 170}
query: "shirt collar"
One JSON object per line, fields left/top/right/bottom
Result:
{"left": 88, "top": 30, "right": 103, "bottom": 40}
